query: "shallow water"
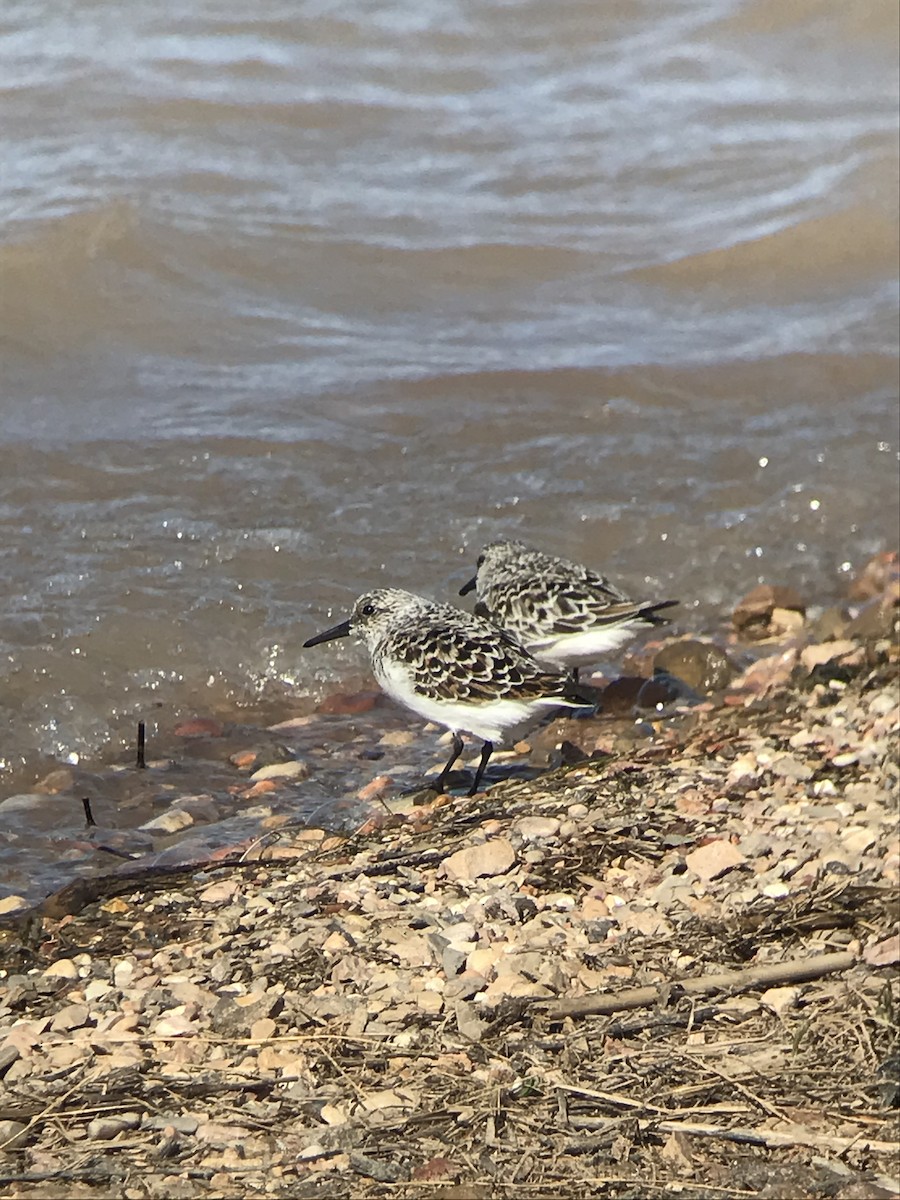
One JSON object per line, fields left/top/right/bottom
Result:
{"left": 0, "top": 0, "right": 898, "bottom": 864}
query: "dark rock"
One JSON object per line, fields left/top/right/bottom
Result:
{"left": 551, "top": 740, "right": 590, "bottom": 767}
{"left": 600, "top": 677, "right": 651, "bottom": 713}
{"left": 653, "top": 639, "right": 735, "bottom": 693}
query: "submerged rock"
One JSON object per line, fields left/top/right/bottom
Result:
{"left": 732, "top": 584, "right": 806, "bottom": 638}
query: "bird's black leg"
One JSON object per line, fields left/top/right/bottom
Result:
{"left": 432, "top": 731, "right": 465, "bottom": 793}
{"left": 571, "top": 667, "right": 580, "bottom": 685}
{"left": 468, "top": 740, "right": 494, "bottom": 796}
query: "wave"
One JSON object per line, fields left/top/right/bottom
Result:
{"left": 627, "top": 199, "right": 899, "bottom": 298}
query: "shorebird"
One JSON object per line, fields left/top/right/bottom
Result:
{"left": 460, "top": 538, "right": 677, "bottom": 681}
{"left": 304, "top": 587, "right": 595, "bottom": 795}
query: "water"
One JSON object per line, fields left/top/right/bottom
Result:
{"left": 1, "top": 1, "right": 898, "bottom": 835}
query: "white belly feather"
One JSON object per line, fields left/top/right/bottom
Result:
{"left": 375, "top": 657, "right": 572, "bottom": 745}
{"left": 528, "top": 621, "right": 641, "bottom": 669}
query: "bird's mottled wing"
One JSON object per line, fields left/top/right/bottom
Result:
{"left": 395, "top": 621, "right": 570, "bottom": 703}
{"left": 484, "top": 574, "right": 635, "bottom": 638}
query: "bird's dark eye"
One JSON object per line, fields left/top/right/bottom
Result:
{"left": 476, "top": 554, "right": 485, "bottom": 568}
{"left": 360, "top": 602, "right": 376, "bottom": 617}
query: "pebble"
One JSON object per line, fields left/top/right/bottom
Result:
{"left": 831, "top": 752, "right": 859, "bottom": 767}
{"left": 249, "top": 760, "right": 310, "bottom": 782}
{"left": 0, "top": 794, "right": 54, "bottom": 815}
{"left": 0, "top": 1045, "right": 21, "bottom": 1077}
{"left": 800, "top": 640, "right": 858, "bottom": 671}
{"left": 770, "top": 754, "right": 813, "bottom": 782}
{"left": 444, "top": 971, "right": 487, "bottom": 1001}
{"left": 357, "top": 774, "right": 394, "bottom": 803}
{"left": 863, "top": 935, "right": 900, "bottom": 967}
{"left": 199, "top": 880, "right": 240, "bottom": 904}
{"left": 841, "top": 827, "right": 876, "bottom": 856}
{"left": 50, "top": 1003, "right": 91, "bottom": 1032}
{"left": 145, "top": 1114, "right": 199, "bottom": 1135}
{"left": 43, "top": 958, "right": 80, "bottom": 979}
{"left": 512, "top": 817, "right": 560, "bottom": 842}
{"left": 114, "top": 961, "right": 136, "bottom": 989}
{"left": 441, "top": 839, "right": 516, "bottom": 883}
{"left": 761, "top": 881, "right": 790, "bottom": 899}
{"left": 685, "top": 840, "right": 746, "bottom": 881}
{"left": 378, "top": 730, "right": 416, "bottom": 747}
{"left": 732, "top": 584, "right": 805, "bottom": 635}
{"left": 0, "top": 895, "right": 29, "bottom": 915}
{"left": 88, "top": 1113, "right": 142, "bottom": 1140}
{"left": 760, "top": 986, "right": 801, "bottom": 1017}
{"left": 867, "top": 691, "right": 897, "bottom": 717}
{"left": 140, "top": 809, "right": 194, "bottom": 835}
{"left": 653, "top": 639, "right": 734, "bottom": 692}
{"left": 0, "top": 1119, "right": 27, "bottom": 1149}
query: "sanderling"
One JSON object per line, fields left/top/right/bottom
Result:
{"left": 303, "top": 587, "right": 595, "bottom": 796}
{"left": 460, "top": 539, "right": 677, "bottom": 680}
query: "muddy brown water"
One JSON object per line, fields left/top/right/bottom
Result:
{"left": 0, "top": 0, "right": 898, "bottom": 899}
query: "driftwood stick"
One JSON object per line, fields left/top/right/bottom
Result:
{"left": 646, "top": 1118, "right": 900, "bottom": 1156}
{"left": 541, "top": 951, "right": 855, "bottom": 1020}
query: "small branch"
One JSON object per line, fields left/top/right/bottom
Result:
{"left": 647, "top": 1119, "right": 900, "bottom": 1156}
{"left": 80, "top": 797, "right": 96, "bottom": 828}
{"left": 540, "top": 951, "right": 855, "bottom": 1020}
{"left": 136, "top": 720, "right": 146, "bottom": 769}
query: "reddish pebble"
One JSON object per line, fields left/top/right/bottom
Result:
{"left": 229, "top": 749, "right": 259, "bottom": 770}
{"left": 240, "top": 780, "right": 278, "bottom": 799}
{"left": 356, "top": 774, "right": 394, "bottom": 803}
{"left": 173, "top": 717, "right": 225, "bottom": 738}
{"left": 317, "top": 690, "right": 381, "bottom": 716}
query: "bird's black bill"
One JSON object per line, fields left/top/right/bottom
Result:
{"left": 458, "top": 576, "right": 477, "bottom": 596}
{"left": 302, "top": 618, "right": 352, "bottom": 648}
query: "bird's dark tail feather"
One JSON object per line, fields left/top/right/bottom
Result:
{"left": 640, "top": 598, "right": 679, "bottom": 625}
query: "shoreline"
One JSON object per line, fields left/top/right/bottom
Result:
{"left": 1, "top": 552, "right": 897, "bottom": 913}
{"left": 0, "top": 615, "right": 897, "bottom": 1198}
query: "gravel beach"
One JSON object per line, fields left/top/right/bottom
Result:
{"left": 0, "top": 565, "right": 897, "bottom": 1199}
